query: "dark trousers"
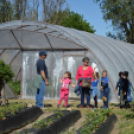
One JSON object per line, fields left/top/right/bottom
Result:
{"left": 94, "top": 95, "right": 98, "bottom": 108}
{"left": 120, "top": 90, "right": 127, "bottom": 107}
{"left": 80, "top": 87, "right": 90, "bottom": 106}
{"left": 103, "top": 89, "right": 109, "bottom": 108}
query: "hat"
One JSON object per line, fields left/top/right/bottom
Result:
{"left": 39, "top": 50, "right": 47, "bottom": 56}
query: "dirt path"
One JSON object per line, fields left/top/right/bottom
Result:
{"left": 110, "top": 115, "right": 120, "bottom": 134}
{"left": 69, "top": 115, "right": 85, "bottom": 131}
{"left": 9, "top": 110, "right": 53, "bottom": 134}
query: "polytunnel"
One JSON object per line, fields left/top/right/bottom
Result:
{"left": 0, "top": 20, "right": 134, "bottom": 102}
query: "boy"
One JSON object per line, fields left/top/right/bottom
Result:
{"left": 119, "top": 72, "right": 129, "bottom": 108}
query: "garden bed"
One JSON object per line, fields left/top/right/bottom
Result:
{"left": 18, "top": 110, "right": 81, "bottom": 134}
{"left": 0, "top": 102, "right": 27, "bottom": 121}
{"left": 76, "top": 109, "right": 117, "bottom": 134}
{"left": 0, "top": 105, "right": 43, "bottom": 134}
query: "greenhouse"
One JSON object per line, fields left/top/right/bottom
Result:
{"left": 0, "top": 20, "right": 134, "bottom": 102}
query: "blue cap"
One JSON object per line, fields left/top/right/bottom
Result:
{"left": 39, "top": 50, "right": 47, "bottom": 56}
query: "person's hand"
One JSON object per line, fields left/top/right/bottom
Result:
{"left": 102, "top": 89, "right": 104, "bottom": 91}
{"left": 59, "top": 76, "right": 62, "bottom": 79}
{"left": 115, "top": 89, "right": 117, "bottom": 91}
{"left": 124, "top": 92, "right": 126, "bottom": 95}
{"left": 94, "top": 66, "right": 97, "bottom": 70}
{"left": 45, "top": 81, "right": 49, "bottom": 86}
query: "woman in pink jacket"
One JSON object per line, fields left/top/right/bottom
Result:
{"left": 75, "top": 57, "right": 94, "bottom": 108}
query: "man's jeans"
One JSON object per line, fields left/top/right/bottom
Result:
{"left": 36, "top": 80, "right": 45, "bottom": 108}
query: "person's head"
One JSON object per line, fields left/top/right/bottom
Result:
{"left": 64, "top": 71, "right": 71, "bottom": 79}
{"left": 93, "top": 72, "right": 99, "bottom": 79}
{"left": 119, "top": 72, "right": 124, "bottom": 78}
{"left": 39, "top": 50, "right": 47, "bottom": 60}
{"left": 124, "top": 71, "right": 129, "bottom": 79}
{"left": 102, "top": 70, "right": 107, "bottom": 78}
{"left": 82, "top": 57, "right": 89, "bottom": 66}
{"left": 124, "top": 71, "right": 129, "bottom": 78}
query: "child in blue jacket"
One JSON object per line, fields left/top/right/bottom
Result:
{"left": 100, "top": 70, "right": 110, "bottom": 109}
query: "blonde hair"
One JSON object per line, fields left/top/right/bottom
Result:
{"left": 102, "top": 70, "right": 107, "bottom": 76}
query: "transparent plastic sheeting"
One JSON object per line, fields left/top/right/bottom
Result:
{"left": 22, "top": 51, "right": 109, "bottom": 100}
{"left": 1, "top": 21, "right": 134, "bottom": 102}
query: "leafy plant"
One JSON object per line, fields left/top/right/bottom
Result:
{"left": 0, "top": 103, "right": 26, "bottom": 120}
{"left": 81, "top": 109, "right": 112, "bottom": 134}
{"left": 32, "top": 119, "right": 48, "bottom": 129}
{"left": 9, "top": 81, "right": 20, "bottom": 95}
{"left": 0, "top": 60, "right": 14, "bottom": 85}
{"left": 56, "top": 112, "right": 64, "bottom": 118}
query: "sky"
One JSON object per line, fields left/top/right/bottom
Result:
{"left": 66, "top": 0, "right": 113, "bottom": 37}
{"left": 36, "top": 0, "right": 114, "bottom": 37}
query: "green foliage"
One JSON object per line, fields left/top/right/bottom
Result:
{"left": 50, "top": 10, "right": 96, "bottom": 33}
{"left": 32, "top": 112, "right": 64, "bottom": 129}
{"left": 9, "top": 81, "right": 20, "bottom": 95}
{"left": 81, "top": 109, "right": 112, "bottom": 134}
{"left": 0, "top": 102, "right": 26, "bottom": 120}
{"left": 0, "top": 60, "right": 14, "bottom": 84}
{"left": 94, "top": 0, "right": 134, "bottom": 43}
{"left": 0, "top": 0, "right": 13, "bottom": 22}
{"left": 61, "top": 11, "right": 96, "bottom": 33}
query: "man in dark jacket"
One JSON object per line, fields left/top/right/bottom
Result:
{"left": 36, "top": 50, "right": 49, "bottom": 109}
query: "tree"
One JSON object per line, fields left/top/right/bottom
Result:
{"left": 61, "top": 11, "right": 96, "bottom": 33}
{"left": 94, "top": 0, "right": 134, "bottom": 43}
{"left": 42, "top": 0, "right": 67, "bottom": 23}
{"left": 0, "top": 0, "right": 13, "bottom": 22}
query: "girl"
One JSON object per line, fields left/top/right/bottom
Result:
{"left": 91, "top": 67, "right": 99, "bottom": 109}
{"left": 57, "top": 71, "right": 75, "bottom": 108}
{"left": 100, "top": 70, "right": 109, "bottom": 109}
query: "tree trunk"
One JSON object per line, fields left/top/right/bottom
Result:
{"left": 0, "top": 84, "right": 6, "bottom": 106}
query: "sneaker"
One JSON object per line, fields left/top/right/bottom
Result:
{"left": 79, "top": 105, "right": 84, "bottom": 108}
{"left": 57, "top": 104, "right": 60, "bottom": 108}
{"left": 101, "top": 106, "right": 108, "bottom": 109}
{"left": 41, "top": 107, "right": 47, "bottom": 110}
{"left": 64, "top": 106, "right": 68, "bottom": 108}
{"left": 87, "top": 105, "right": 90, "bottom": 109}
{"left": 93, "top": 108, "right": 96, "bottom": 110}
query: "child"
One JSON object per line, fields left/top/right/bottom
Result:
{"left": 115, "top": 72, "right": 124, "bottom": 96}
{"left": 91, "top": 67, "right": 99, "bottom": 109}
{"left": 123, "top": 71, "right": 132, "bottom": 107}
{"left": 119, "top": 72, "right": 129, "bottom": 108}
{"left": 57, "top": 71, "right": 75, "bottom": 108}
{"left": 100, "top": 70, "right": 109, "bottom": 109}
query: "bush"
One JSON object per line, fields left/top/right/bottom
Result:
{"left": 9, "top": 81, "right": 20, "bottom": 95}
{"left": 0, "top": 60, "right": 14, "bottom": 85}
